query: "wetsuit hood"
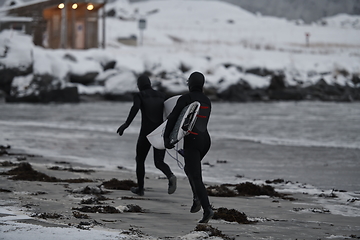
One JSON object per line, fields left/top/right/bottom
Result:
{"left": 137, "top": 75, "right": 152, "bottom": 91}
{"left": 188, "top": 72, "right": 205, "bottom": 92}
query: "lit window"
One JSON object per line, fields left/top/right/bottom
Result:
{"left": 58, "top": 3, "right": 64, "bottom": 9}
{"left": 87, "top": 4, "right": 94, "bottom": 11}
{"left": 72, "top": 3, "right": 78, "bottom": 9}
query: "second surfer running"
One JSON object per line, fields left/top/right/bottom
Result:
{"left": 163, "top": 71, "right": 213, "bottom": 223}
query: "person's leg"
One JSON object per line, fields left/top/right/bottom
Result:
{"left": 134, "top": 136, "right": 151, "bottom": 192}
{"left": 186, "top": 156, "right": 213, "bottom": 223}
{"left": 153, "top": 148, "right": 172, "bottom": 179}
{"left": 184, "top": 134, "right": 213, "bottom": 222}
{"left": 153, "top": 147, "right": 177, "bottom": 194}
{"left": 184, "top": 165, "right": 197, "bottom": 198}
{"left": 184, "top": 149, "right": 210, "bottom": 211}
{"left": 184, "top": 164, "right": 201, "bottom": 213}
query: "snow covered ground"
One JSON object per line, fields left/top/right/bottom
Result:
{"left": 0, "top": 0, "right": 359, "bottom": 97}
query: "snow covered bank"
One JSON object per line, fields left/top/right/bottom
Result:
{"left": 0, "top": 0, "right": 359, "bottom": 102}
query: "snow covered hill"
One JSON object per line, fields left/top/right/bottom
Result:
{"left": 223, "top": 0, "right": 360, "bottom": 23}
{"left": 0, "top": 0, "right": 360, "bottom": 102}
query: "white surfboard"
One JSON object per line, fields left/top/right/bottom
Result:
{"left": 146, "top": 95, "right": 180, "bottom": 149}
{"left": 147, "top": 98, "right": 200, "bottom": 150}
{"left": 163, "top": 95, "right": 181, "bottom": 120}
{"left": 169, "top": 101, "right": 200, "bottom": 145}
{"left": 147, "top": 121, "right": 168, "bottom": 149}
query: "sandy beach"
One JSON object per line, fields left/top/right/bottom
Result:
{"left": 1, "top": 101, "right": 360, "bottom": 239}
{"left": 1, "top": 145, "right": 360, "bottom": 240}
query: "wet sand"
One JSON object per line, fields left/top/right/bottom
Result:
{"left": 1, "top": 147, "right": 360, "bottom": 239}
{"left": 1, "top": 102, "right": 360, "bottom": 239}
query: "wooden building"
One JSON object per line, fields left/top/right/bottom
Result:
{"left": 0, "top": 16, "right": 33, "bottom": 35}
{"left": 2, "top": 0, "right": 106, "bottom": 49}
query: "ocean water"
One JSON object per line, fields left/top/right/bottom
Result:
{"left": 207, "top": 101, "right": 360, "bottom": 190}
{"left": 1, "top": 101, "right": 359, "bottom": 217}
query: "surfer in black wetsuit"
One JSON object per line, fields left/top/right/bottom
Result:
{"left": 163, "top": 71, "right": 213, "bottom": 223}
{"left": 117, "top": 75, "right": 177, "bottom": 196}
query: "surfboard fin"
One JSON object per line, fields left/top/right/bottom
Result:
{"left": 177, "top": 149, "right": 185, "bottom": 157}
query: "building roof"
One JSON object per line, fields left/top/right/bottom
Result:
{"left": 0, "top": 16, "right": 33, "bottom": 22}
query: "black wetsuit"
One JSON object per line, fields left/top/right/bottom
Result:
{"left": 118, "top": 76, "right": 173, "bottom": 191}
{"left": 164, "top": 73, "right": 212, "bottom": 211}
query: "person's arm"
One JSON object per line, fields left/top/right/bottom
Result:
{"left": 163, "top": 95, "right": 188, "bottom": 148}
{"left": 116, "top": 94, "right": 141, "bottom": 136}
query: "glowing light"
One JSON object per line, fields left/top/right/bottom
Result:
{"left": 58, "top": 3, "right": 64, "bottom": 9}
{"left": 87, "top": 4, "right": 94, "bottom": 11}
{"left": 72, "top": 3, "right": 78, "bottom": 9}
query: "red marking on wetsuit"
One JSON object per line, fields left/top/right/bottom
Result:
{"left": 197, "top": 115, "right": 207, "bottom": 118}
{"left": 188, "top": 131, "right": 198, "bottom": 135}
{"left": 200, "top": 106, "right": 209, "bottom": 109}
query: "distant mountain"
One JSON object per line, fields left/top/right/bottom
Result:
{"left": 222, "top": 0, "right": 360, "bottom": 23}
{"left": 129, "top": 0, "right": 360, "bottom": 23}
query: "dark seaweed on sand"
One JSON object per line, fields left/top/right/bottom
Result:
{"left": 206, "top": 185, "right": 237, "bottom": 197}
{"left": 1, "top": 162, "right": 93, "bottom": 183}
{"left": 73, "top": 205, "right": 121, "bottom": 214}
{"left": 0, "top": 188, "right": 12, "bottom": 193}
{"left": 194, "top": 224, "right": 234, "bottom": 240}
{"left": 235, "top": 182, "right": 280, "bottom": 197}
{"left": 75, "top": 220, "right": 102, "bottom": 230}
{"left": 207, "top": 182, "right": 295, "bottom": 200}
{"left": 0, "top": 145, "right": 10, "bottom": 155}
{"left": 73, "top": 211, "right": 90, "bottom": 219}
{"left": 318, "top": 189, "right": 338, "bottom": 198}
{"left": 32, "top": 212, "right": 63, "bottom": 219}
{"left": 72, "top": 185, "right": 110, "bottom": 195}
{"left": 121, "top": 227, "right": 146, "bottom": 237}
{"left": 65, "top": 178, "right": 93, "bottom": 183}
{"left": 349, "top": 234, "right": 360, "bottom": 239}
{"left": 125, "top": 204, "right": 143, "bottom": 213}
{"left": 213, "top": 207, "right": 255, "bottom": 224}
{"left": 102, "top": 178, "right": 137, "bottom": 190}
{"left": 121, "top": 196, "right": 151, "bottom": 200}
{"left": 265, "top": 178, "right": 286, "bottom": 184}
{"left": 29, "top": 191, "right": 47, "bottom": 195}
{"left": 73, "top": 204, "right": 143, "bottom": 214}
{"left": 2, "top": 162, "right": 58, "bottom": 182}
{"left": 0, "top": 161, "right": 18, "bottom": 167}
{"left": 48, "top": 166, "right": 95, "bottom": 174}
{"left": 81, "top": 195, "right": 109, "bottom": 204}
{"left": 237, "top": 182, "right": 297, "bottom": 201}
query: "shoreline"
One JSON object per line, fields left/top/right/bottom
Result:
{"left": 1, "top": 147, "right": 360, "bottom": 239}
{"left": 2, "top": 93, "right": 360, "bottom": 104}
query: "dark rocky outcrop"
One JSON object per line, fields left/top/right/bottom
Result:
{"left": 268, "top": 88, "right": 306, "bottom": 101}
{"left": 0, "top": 64, "right": 33, "bottom": 95}
{"left": 6, "top": 86, "right": 79, "bottom": 103}
{"left": 103, "top": 60, "right": 117, "bottom": 71}
{"left": 217, "top": 82, "right": 268, "bottom": 102}
{"left": 245, "top": 67, "right": 274, "bottom": 77}
{"left": 1, "top": 54, "right": 359, "bottom": 103}
{"left": 217, "top": 73, "right": 360, "bottom": 102}
{"left": 3, "top": 70, "right": 79, "bottom": 103}
{"left": 103, "top": 92, "right": 134, "bottom": 101}
{"left": 70, "top": 72, "right": 99, "bottom": 85}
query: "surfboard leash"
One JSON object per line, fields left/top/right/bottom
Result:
{"left": 166, "top": 144, "right": 184, "bottom": 169}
